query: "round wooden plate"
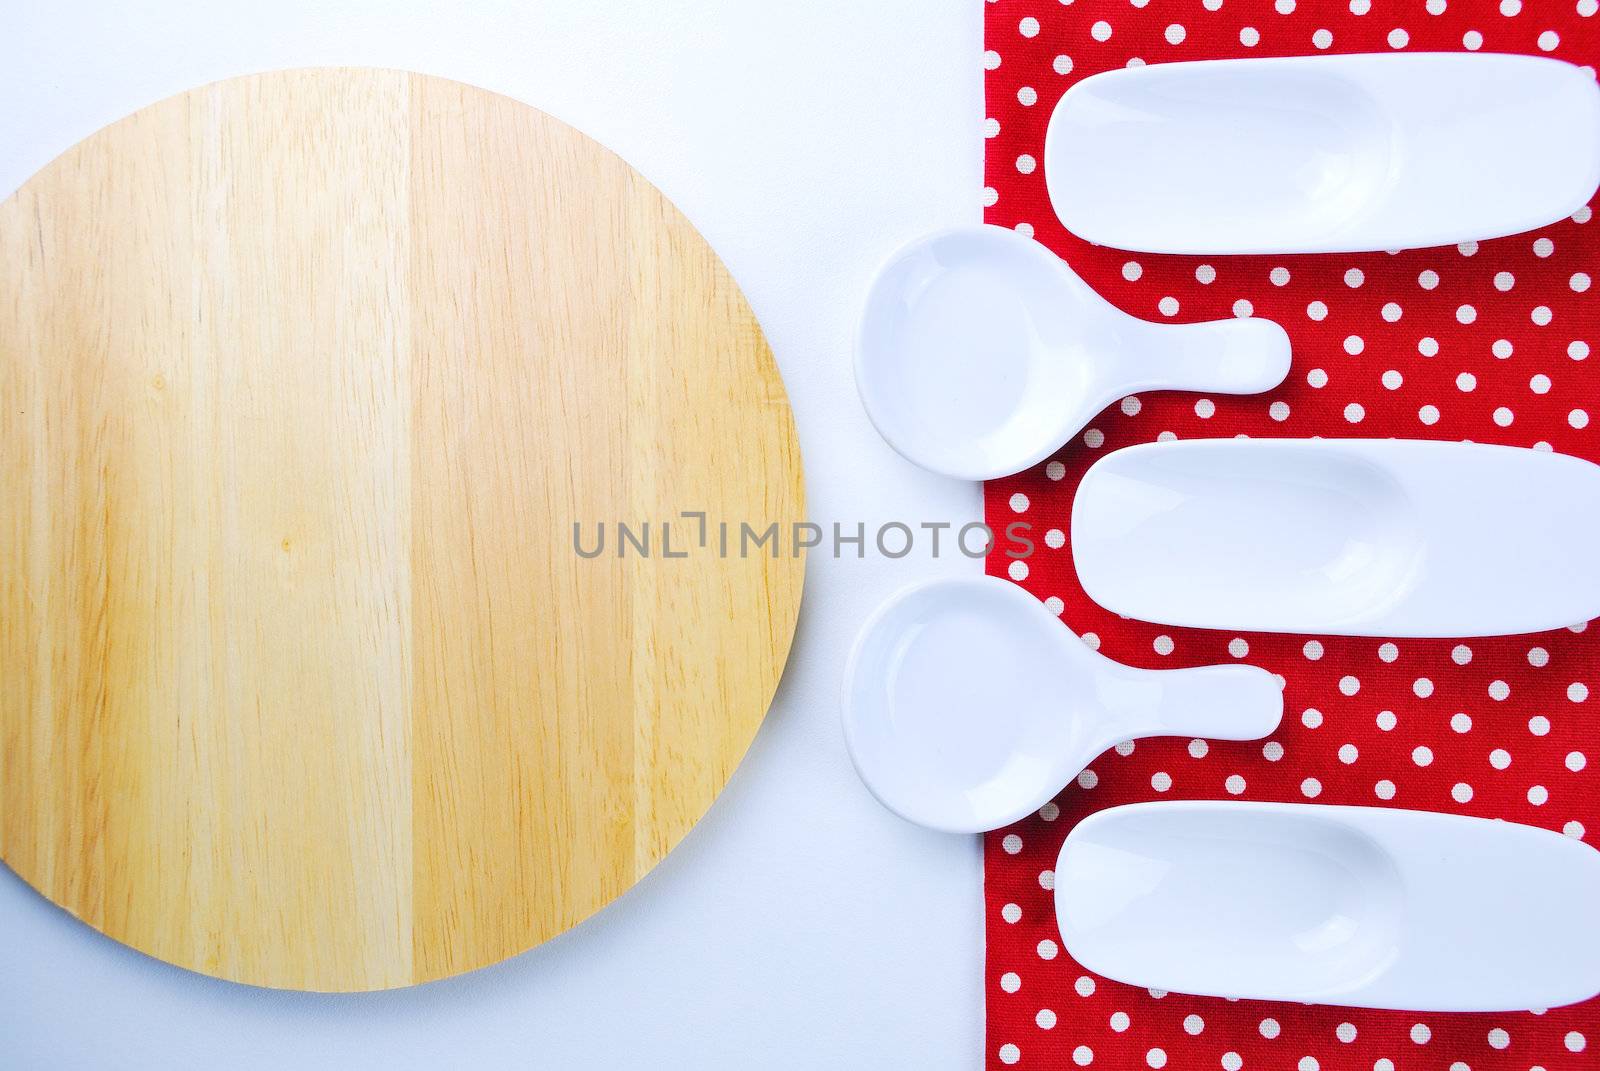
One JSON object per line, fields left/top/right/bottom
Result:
{"left": 0, "top": 69, "right": 804, "bottom": 991}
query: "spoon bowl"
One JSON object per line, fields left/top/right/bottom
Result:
{"left": 855, "top": 226, "right": 1291, "bottom": 480}
{"left": 842, "top": 576, "right": 1283, "bottom": 832}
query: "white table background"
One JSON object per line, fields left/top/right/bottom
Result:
{"left": 0, "top": 1, "right": 984, "bottom": 1066}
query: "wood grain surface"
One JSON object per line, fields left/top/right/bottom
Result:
{"left": 0, "top": 69, "right": 804, "bottom": 991}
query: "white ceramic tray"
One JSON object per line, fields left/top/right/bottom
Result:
{"left": 1055, "top": 801, "right": 1600, "bottom": 1011}
{"left": 1045, "top": 53, "right": 1600, "bottom": 254}
{"left": 1072, "top": 438, "right": 1600, "bottom": 637}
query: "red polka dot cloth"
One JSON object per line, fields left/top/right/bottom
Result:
{"left": 981, "top": 1, "right": 1600, "bottom": 1069}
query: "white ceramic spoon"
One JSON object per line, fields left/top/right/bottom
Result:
{"left": 1073, "top": 438, "right": 1600, "bottom": 637}
{"left": 1056, "top": 801, "right": 1600, "bottom": 1011}
{"left": 855, "top": 226, "right": 1290, "bottom": 480}
{"left": 841, "top": 576, "right": 1282, "bottom": 833}
{"left": 1045, "top": 52, "right": 1600, "bottom": 255}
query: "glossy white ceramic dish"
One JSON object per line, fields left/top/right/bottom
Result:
{"left": 841, "top": 576, "right": 1282, "bottom": 833}
{"left": 1072, "top": 438, "right": 1600, "bottom": 637}
{"left": 855, "top": 226, "right": 1290, "bottom": 480}
{"left": 1045, "top": 53, "right": 1600, "bottom": 254}
{"left": 1056, "top": 801, "right": 1600, "bottom": 1011}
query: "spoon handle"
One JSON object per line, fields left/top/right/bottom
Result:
{"left": 1104, "top": 663, "right": 1283, "bottom": 743}
{"left": 1131, "top": 317, "right": 1291, "bottom": 396}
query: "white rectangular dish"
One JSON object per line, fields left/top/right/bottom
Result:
{"left": 1055, "top": 801, "right": 1600, "bottom": 1011}
{"left": 1044, "top": 53, "right": 1600, "bottom": 254}
{"left": 1071, "top": 438, "right": 1600, "bottom": 637}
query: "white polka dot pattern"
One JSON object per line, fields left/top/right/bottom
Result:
{"left": 982, "top": 1, "right": 1600, "bottom": 1068}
